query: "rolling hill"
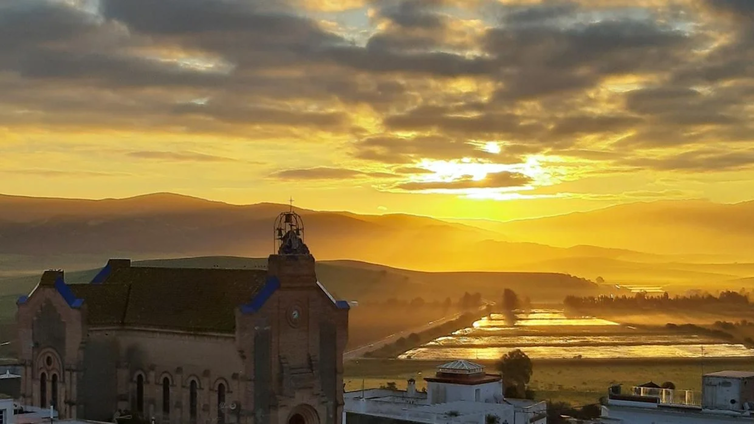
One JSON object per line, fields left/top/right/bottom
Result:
{"left": 490, "top": 200, "right": 754, "bottom": 258}
{"left": 0, "top": 192, "right": 659, "bottom": 275}
{"left": 1, "top": 193, "right": 754, "bottom": 290}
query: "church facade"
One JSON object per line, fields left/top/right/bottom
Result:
{"left": 15, "top": 214, "right": 349, "bottom": 424}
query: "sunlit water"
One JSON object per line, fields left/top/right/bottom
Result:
{"left": 399, "top": 309, "right": 754, "bottom": 360}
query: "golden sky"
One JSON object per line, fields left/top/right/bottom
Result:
{"left": 2, "top": 0, "right": 754, "bottom": 220}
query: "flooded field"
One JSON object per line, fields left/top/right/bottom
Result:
{"left": 399, "top": 310, "right": 754, "bottom": 360}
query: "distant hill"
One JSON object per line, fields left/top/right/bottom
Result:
{"left": 0, "top": 193, "right": 659, "bottom": 275}
{"left": 492, "top": 200, "right": 754, "bottom": 257}
{"left": 2, "top": 193, "right": 754, "bottom": 288}
{"left": 0, "top": 256, "right": 599, "bottom": 304}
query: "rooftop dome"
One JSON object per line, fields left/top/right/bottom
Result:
{"left": 437, "top": 360, "right": 484, "bottom": 375}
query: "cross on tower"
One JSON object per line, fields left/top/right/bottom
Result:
{"left": 289, "top": 196, "right": 294, "bottom": 212}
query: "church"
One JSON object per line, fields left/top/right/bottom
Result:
{"left": 14, "top": 209, "right": 349, "bottom": 424}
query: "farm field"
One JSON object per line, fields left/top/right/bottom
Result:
{"left": 399, "top": 310, "right": 754, "bottom": 361}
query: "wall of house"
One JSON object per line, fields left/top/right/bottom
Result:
{"left": 606, "top": 406, "right": 753, "bottom": 423}
{"left": 427, "top": 380, "right": 501, "bottom": 404}
{"left": 703, "top": 377, "right": 744, "bottom": 411}
{"left": 0, "top": 397, "right": 13, "bottom": 424}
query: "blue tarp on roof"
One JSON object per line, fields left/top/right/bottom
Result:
{"left": 90, "top": 263, "right": 112, "bottom": 284}
{"left": 54, "top": 275, "right": 83, "bottom": 308}
{"left": 241, "top": 276, "right": 280, "bottom": 314}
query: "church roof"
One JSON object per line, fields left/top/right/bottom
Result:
{"left": 69, "top": 265, "right": 268, "bottom": 333}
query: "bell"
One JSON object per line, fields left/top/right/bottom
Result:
{"left": 284, "top": 213, "right": 293, "bottom": 224}
{"left": 295, "top": 228, "right": 301, "bottom": 236}
{"left": 276, "top": 228, "right": 284, "bottom": 238}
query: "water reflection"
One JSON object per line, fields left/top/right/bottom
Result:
{"left": 399, "top": 309, "right": 754, "bottom": 360}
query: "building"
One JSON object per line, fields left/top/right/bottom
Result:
{"left": 344, "top": 360, "right": 546, "bottom": 424}
{"left": 14, "top": 210, "right": 349, "bottom": 424}
{"left": 1, "top": 394, "right": 12, "bottom": 424}
{"left": 601, "top": 370, "right": 754, "bottom": 423}
{"left": 0, "top": 372, "right": 20, "bottom": 402}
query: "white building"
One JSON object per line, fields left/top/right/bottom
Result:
{"left": 344, "top": 360, "right": 546, "bottom": 424}
{"left": 601, "top": 370, "right": 754, "bottom": 423}
{"left": 1, "top": 394, "right": 13, "bottom": 424}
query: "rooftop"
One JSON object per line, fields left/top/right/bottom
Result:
{"left": 437, "top": 360, "right": 484, "bottom": 375}
{"left": 705, "top": 371, "right": 754, "bottom": 379}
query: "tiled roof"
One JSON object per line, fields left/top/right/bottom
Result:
{"left": 437, "top": 360, "right": 485, "bottom": 374}
{"left": 69, "top": 284, "right": 129, "bottom": 325}
{"left": 70, "top": 266, "right": 268, "bottom": 333}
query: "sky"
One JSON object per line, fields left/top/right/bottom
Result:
{"left": 1, "top": 0, "right": 754, "bottom": 221}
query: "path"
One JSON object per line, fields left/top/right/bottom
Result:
{"left": 344, "top": 304, "right": 490, "bottom": 361}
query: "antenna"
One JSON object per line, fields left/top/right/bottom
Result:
{"left": 701, "top": 345, "right": 705, "bottom": 377}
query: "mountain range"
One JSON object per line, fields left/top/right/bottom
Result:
{"left": 1, "top": 193, "right": 753, "bottom": 289}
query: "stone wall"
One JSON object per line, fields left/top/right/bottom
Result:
{"left": 15, "top": 284, "right": 85, "bottom": 418}
{"left": 105, "top": 328, "right": 243, "bottom": 424}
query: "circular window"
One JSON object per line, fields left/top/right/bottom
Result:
{"left": 731, "top": 399, "right": 737, "bottom": 405}
{"left": 46, "top": 355, "right": 52, "bottom": 367}
{"left": 287, "top": 305, "right": 303, "bottom": 328}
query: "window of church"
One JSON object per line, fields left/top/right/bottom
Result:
{"left": 162, "top": 377, "right": 170, "bottom": 418}
{"left": 217, "top": 383, "right": 226, "bottom": 424}
{"left": 40, "top": 372, "right": 47, "bottom": 408}
{"left": 51, "top": 374, "right": 58, "bottom": 409}
{"left": 136, "top": 375, "right": 144, "bottom": 413}
{"left": 189, "top": 380, "right": 198, "bottom": 421}
{"left": 0, "top": 408, "right": 5, "bottom": 424}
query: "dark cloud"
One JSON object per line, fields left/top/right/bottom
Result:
{"left": 700, "top": 0, "right": 754, "bottom": 22}
{"left": 354, "top": 135, "right": 506, "bottom": 163}
{"left": 2, "top": 0, "right": 754, "bottom": 179}
{"left": 551, "top": 115, "right": 642, "bottom": 136}
{"left": 395, "top": 171, "right": 531, "bottom": 191}
{"left": 485, "top": 17, "right": 693, "bottom": 100}
{"left": 172, "top": 103, "right": 348, "bottom": 130}
{"left": 392, "top": 166, "right": 435, "bottom": 174}
{"left": 625, "top": 149, "right": 754, "bottom": 172}
{"left": 271, "top": 167, "right": 394, "bottom": 180}
{"left": 127, "top": 151, "right": 238, "bottom": 162}
{"left": 383, "top": 106, "right": 542, "bottom": 138}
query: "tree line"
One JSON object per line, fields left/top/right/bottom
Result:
{"left": 565, "top": 290, "right": 751, "bottom": 309}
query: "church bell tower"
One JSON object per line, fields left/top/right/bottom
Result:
{"left": 267, "top": 203, "right": 316, "bottom": 288}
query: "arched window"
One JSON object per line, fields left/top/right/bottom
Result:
{"left": 136, "top": 375, "right": 144, "bottom": 413}
{"left": 217, "top": 383, "right": 226, "bottom": 424}
{"left": 51, "top": 374, "right": 58, "bottom": 409}
{"left": 162, "top": 377, "right": 170, "bottom": 418}
{"left": 40, "top": 372, "right": 47, "bottom": 408}
{"left": 189, "top": 380, "right": 198, "bottom": 421}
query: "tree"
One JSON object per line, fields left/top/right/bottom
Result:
{"left": 381, "top": 382, "right": 398, "bottom": 390}
{"left": 596, "top": 276, "right": 605, "bottom": 284}
{"left": 502, "top": 289, "right": 520, "bottom": 325}
{"left": 485, "top": 415, "right": 500, "bottom": 424}
{"left": 497, "top": 349, "right": 532, "bottom": 398}
{"left": 502, "top": 289, "right": 520, "bottom": 311}
{"left": 661, "top": 381, "right": 676, "bottom": 390}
